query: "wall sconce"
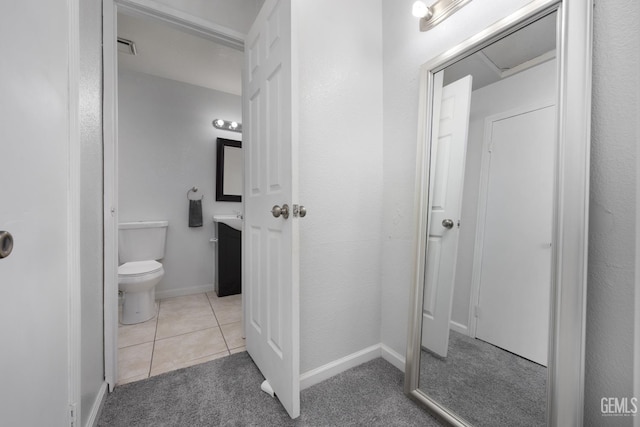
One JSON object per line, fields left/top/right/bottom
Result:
{"left": 213, "top": 119, "right": 242, "bottom": 133}
{"left": 412, "top": 0, "right": 472, "bottom": 31}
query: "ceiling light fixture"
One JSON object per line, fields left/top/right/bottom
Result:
{"left": 213, "top": 119, "right": 242, "bottom": 133}
{"left": 413, "top": 0, "right": 472, "bottom": 32}
{"left": 412, "top": 1, "right": 433, "bottom": 19}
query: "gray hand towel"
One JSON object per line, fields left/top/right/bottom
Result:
{"left": 189, "top": 199, "right": 203, "bottom": 227}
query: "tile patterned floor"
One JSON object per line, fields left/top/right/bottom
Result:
{"left": 117, "top": 292, "right": 244, "bottom": 385}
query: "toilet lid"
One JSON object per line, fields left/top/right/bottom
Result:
{"left": 118, "top": 260, "right": 162, "bottom": 276}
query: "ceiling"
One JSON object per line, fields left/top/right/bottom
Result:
{"left": 444, "top": 12, "right": 557, "bottom": 90}
{"left": 117, "top": 12, "right": 244, "bottom": 96}
{"left": 117, "top": 7, "right": 556, "bottom": 97}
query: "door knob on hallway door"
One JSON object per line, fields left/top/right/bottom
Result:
{"left": 292, "top": 205, "right": 307, "bottom": 218}
{"left": 271, "top": 204, "right": 290, "bottom": 219}
{"left": 0, "top": 230, "right": 14, "bottom": 259}
{"left": 442, "top": 219, "right": 454, "bottom": 229}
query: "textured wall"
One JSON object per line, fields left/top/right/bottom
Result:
{"left": 79, "top": 0, "right": 106, "bottom": 425}
{"left": 297, "top": 0, "right": 384, "bottom": 372}
{"left": 584, "top": 0, "right": 639, "bottom": 424}
{"left": 118, "top": 70, "right": 242, "bottom": 298}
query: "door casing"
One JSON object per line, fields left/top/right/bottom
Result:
{"left": 102, "top": 0, "right": 246, "bottom": 390}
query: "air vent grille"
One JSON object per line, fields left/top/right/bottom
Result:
{"left": 117, "top": 37, "right": 137, "bottom": 55}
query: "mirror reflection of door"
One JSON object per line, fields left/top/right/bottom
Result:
{"left": 421, "top": 72, "right": 473, "bottom": 357}
{"left": 418, "top": 11, "right": 557, "bottom": 427}
{"left": 472, "top": 104, "right": 555, "bottom": 367}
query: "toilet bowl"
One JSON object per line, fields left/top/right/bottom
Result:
{"left": 118, "top": 220, "right": 168, "bottom": 324}
{"left": 118, "top": 260, "right": 164, "bottom": 324}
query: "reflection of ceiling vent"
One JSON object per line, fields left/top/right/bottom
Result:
{"left": 117, "top": 37, "right": 137, "bottom": 55}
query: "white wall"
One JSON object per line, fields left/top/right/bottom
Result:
{"left": 80, "top": 0, "right": 106, "bottom": 425}
{"left": 297, "top": 0, "right": 384, "bottom": 373}
{"left": 381, "top": 0, "right": 640, "bottom": 425}
{"left": 451, "top": 60, "right": 557, "bottom": 330}
{"left": 118, "top": 70, "right": 242, "bottom": 298}
{"left": 584, "top": 0, "right": 639, "bottom": 424}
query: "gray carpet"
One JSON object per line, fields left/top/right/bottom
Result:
{"left": 98, "top": 352, "right": 443, "bottom": 426}
{"left": 419, "top": 331, "right": 547, "bottom": 426}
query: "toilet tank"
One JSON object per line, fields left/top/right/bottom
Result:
{"left": 118, "top": 221, "right": 168, "bottom": 263}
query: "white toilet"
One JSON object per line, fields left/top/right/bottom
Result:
{"left": 118, "top": 221, "right": 168, "bottom": 325}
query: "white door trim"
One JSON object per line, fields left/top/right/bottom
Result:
{"left": 116, "top": 0, "right": 245, "bottom": 51}
{"left": 103, "top": 0, "right": 119, "bottom": 392}
{"left": 467, "top": 101, "right": 555, "bottom": 338}
{"left": 102, "top": 0, "right": 245, "bottom": 390}
{"left": 68, "top": 0, "right": 82, "bottom": 420}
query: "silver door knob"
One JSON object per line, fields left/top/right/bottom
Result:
{"left": 0, "top": 231, "right": 14, "bottom": 259}
{"left": 271, "top": 204, "right": 290, "bottom": 219}
{"left": 293, "top": 204, "right": 307, "bottom": 218}
{"left": 441, "top": 219, "right": 454, "bottom": 229}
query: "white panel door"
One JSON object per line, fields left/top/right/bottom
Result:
{"left": 243, "top": 0, "right": 300, "bottom": 419}
{"left": 0, "top": 2, "right": 71, "bottom": 425}
{"left": 421, "top": 74, "right": 472, "bottom": 357}
{"left": 475, "top": 105, "right": 555, "bottom": 366}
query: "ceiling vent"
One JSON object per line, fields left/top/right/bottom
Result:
{"left": 117, "top": 37, "right": 137, "bottom": 56}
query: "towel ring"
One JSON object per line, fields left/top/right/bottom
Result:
{"left": 187, "top": 187, "right": 204, "bottom": 201}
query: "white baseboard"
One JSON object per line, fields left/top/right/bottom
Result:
{"left": 88, "top": 381, "right": 108, "bottom": 427}
{"left": 381, "top": 344, "right": 405, "bottom": 372}
{"left": 155, "top": 284, "right": 215, "bottom": 300}
{"left": 299, "top": 344, "right": 381, "bottom": 390}
{"left": 450, "top": 320, "right": 468, "bottom": 335}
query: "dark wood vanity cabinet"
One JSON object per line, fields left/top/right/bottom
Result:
{"left": 215, "top": 223, "right": 241, "bottom": 297}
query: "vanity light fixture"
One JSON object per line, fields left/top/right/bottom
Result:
{"left": 412, "top": 0, "right": 472, "bottom": 32}
{"left": 213, "top": 118, "right": 242, "bottom": 133}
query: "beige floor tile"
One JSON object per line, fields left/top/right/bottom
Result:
{"left": 118, "top": 342, "right": 153, "bottom": 384}
{"left": 118, "top": 373, "right": 149, "bottom": 385}
{"left": 150, "top": 327, "right": 228, "bottom": 376}
{"left": 158, "top": 294, "right": 212, "bottom": 319}
{"left": 207, "top": 292, "right": 241, "bottom": 310}
{"left": 208, "top": 293, "right": 242, "bottom": 325}
{"left": 155, "top": 310, "right": 218, "bottom": 340}
{"left": 220, "top": 321, "right": 245, "bottom": 350}
{"left": 118, "top": 317, "right": 157, "bottom": 348}
{"left": 229, "top": 346, "right": 246, "bottom": 355}
{"left": 150, "top": 350, "right": 229, "bottom": 377}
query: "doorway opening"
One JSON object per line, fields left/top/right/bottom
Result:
{"left": 104, "top": 1, "right": 247, "bottom": 388}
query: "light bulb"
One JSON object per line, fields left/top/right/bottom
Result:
{"left": 215, "top": 119, "right": 225, "bottom": 127}
{"left": 412, "top": 1, "right": 432, "bottom": 19}
{"left": 230, "top": 122, "right": 238, "bottom": 129}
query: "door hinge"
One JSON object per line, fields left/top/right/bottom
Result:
{"left": 69, "top": 403, "right": 77, "bottom": 427}
{"left": 474, "top": 305, "right": 480, "bottom": 318}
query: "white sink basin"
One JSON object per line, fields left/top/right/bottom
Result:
{"left": 213, "top": 215, "right": 243, "bottom": 231}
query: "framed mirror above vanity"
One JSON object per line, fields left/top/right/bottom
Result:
{"left": 216, "top": 138, "right": 243, "bottom": 202}
{"left": 405, "top": 1, "right": 592, "bottom": 426}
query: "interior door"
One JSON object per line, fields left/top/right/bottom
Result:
{"left": 421, "top": 74, "right": 472, "bottom": 357}
{"left": 0, "top": 2, "right": 72, "bottom": 424}
{"left": 242, "top": 0, "right": 300, "bottom": 419}
{"left": 475, "top": 105, "right": 555, "bottom": 366}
